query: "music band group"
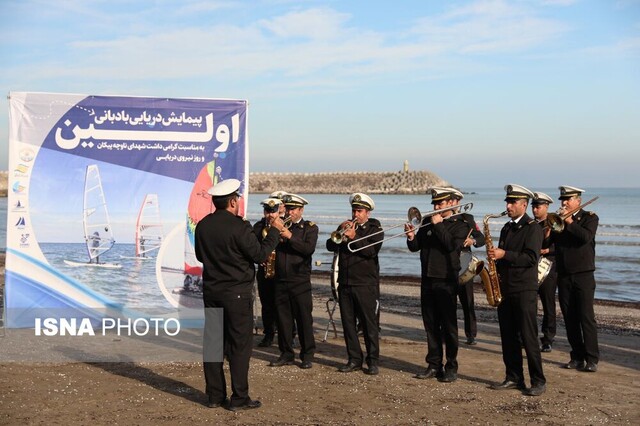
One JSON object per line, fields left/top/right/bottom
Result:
{"left": 194, "top": 180, "right": 599, "bottom": 410}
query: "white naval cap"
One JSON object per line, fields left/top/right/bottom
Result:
{"left": 207, "top": 178, "right": 241, "bottom": 197}
{"left": 427, "top": 186, "right": 456, "bottom": 204}
{"left": 558, "top": 185, "right": 585, "bottom": 200}
{"left": 504, "top": 184, "right": 534, "bottom": 201}
{"left": 532, "top": 191, "right": 554, "bottom": 205}
{"left": 269, "top": 190, "right": 288, "bottom": 200}
{"left": 349, "top": 193, "right": 375, "bottom": 210}
{"left": 260, "top": 197, "right": 282, "bottom": 213}
{"left": 282, "top": 193, "right": 309, "bottom": 208}
{"left": 446, "top": 187, "right": 464, "bottom": 200}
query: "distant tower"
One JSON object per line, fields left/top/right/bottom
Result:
{"left": 403, "top": 160, "right": 409, "bottom": 173}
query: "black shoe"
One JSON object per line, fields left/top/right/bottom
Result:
{"left": 581, "top": 362, "right": 598, "bottom": 372}
{"left": 257, "top": 336, "right": 274, "bottom": 347}
{"left": 541, "top": 343, "right": 552, "bottom": 353}
{"left": 338, "top": 362, "right": 362, "bottom": 373}
{"left": 466, "top": 338, "right": 477, "bottom": 345}
{"left": 364, "top": 365, "right": 379, "bottom": 376}
{"left": 523, "top": 384, "right": 546, "bottom": 396}
{"left": 300, "top": 361, "right": 313, "bottom": 369}
{"left": 207, "top": 397, "right": 227, "bottom": 408}
{"left": 490, "top": 379, "right": 526, "bottom": 390}
{"left": 564, "top": 359, "right": 585, "bottom": 370}
{"left": 438, "top": 370, "right": 457, "bottom": 383}
{"left": 226, "top": 399, "right": 262, "bottom": 412}
{"left": 414, "top": 366, "right": 443, "bottom": 380}
{"left": 269, "top": 357, "right": 294, "bottom": 367}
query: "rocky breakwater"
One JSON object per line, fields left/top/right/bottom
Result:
{"left": 0, "top": 171, "right": 7, "bottom": 197}
{"left": 249, "top": 170, "right": 449, "bottom": 194}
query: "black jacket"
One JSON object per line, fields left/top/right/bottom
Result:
{"left": 460, "top": 212, "right": 485, "bottom": 251}
{"left": 275, "top": 218, "right": 318, "bottom": 292}
{"left": 407, "top": 216, "right": 468, "bottom": 280}
{"left": 496, "top": 213, "right": 543, "bottom": 294}
{"left": 326, "top": 218, "right": 383, "bottom": 287}
{"left": 195, "top": 209, "right": 279, "bottom": 300}
{"left": 552, "top": 209, "right": 598, "bottom": 275}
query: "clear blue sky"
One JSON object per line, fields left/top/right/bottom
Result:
{"left": 1, "top": 0, "right": 639, "bottom": 187}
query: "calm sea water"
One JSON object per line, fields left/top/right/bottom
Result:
{"left": 2, "top": 188, "right": 639, "bottom": 303}
{"left": 246, "top": 188, "right": 640, "bottom": 303}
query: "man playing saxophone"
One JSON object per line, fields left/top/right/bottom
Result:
{"left": 405, "top": 187, "right": 468, "bottom": 383}
{"left": 488, "top": 184, "right": 546, "bottom": 396}
{"left": 326, "top": 193, "right": 384, "bottom": 375}
{"left": 252, "top": 197, "right": 283, "bottom": 347}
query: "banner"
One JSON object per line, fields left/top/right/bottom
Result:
{"left": 5, "top": 92, "right": 249, "bottom": 330}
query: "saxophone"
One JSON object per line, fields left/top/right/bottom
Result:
{"left": 261, "top": 223, "right": 277, "bottom": 279}
{"left": 479, "top": 211, "right": 507, "bottom": 307}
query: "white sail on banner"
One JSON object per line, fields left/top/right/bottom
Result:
{"left": 135, "top": 194, "right": 163, "bottom": 258}
{"left": 83, "top": 164, "right": 115, "bottom": 261}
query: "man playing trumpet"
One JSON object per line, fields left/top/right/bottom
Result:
{"left": 326, "top": 193, "right": 384, "bottom": 375}
{"left": 406, "top": 187, "right": 469, "bottom": 383}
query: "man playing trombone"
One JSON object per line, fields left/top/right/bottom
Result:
{"left": 553, "top": 185, "right": 599, "bottom": 373}
{"left": 405, "top": 187, "right": 469, "bottom": 383}
{"left": 326, "top": 193, "right": 383, "bottom": 375}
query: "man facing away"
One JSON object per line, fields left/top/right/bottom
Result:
{"left": 195, "top": 179, "right": 285, "bottom": 411}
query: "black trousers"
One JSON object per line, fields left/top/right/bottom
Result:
{"left": 203, "top": 295, "right": 254, "bottom": 407}
{"left": 257, "top": 275, "right": 277, "bottom": 337}
{"left": 538, "top": 271, "right": 557, "bottom": 345}
{"left": 421, "top": 278, "right": 459, "bottom": 372}
{"left": 339, "top": 285, "right": 380, "bottom": 367}
{"left": 558, "top": 271, "right": 599, "bottom": 364}
{"left": 457, "top": 280, "right": 477, "bottom": 340}
{"left": 497, "top": 291, "right": 546, "bottom": 387}
{"left": 274, "top": 284, "right": 315, "bottom": 362}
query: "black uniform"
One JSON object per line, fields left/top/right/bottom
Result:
{"left": 326, "top": 219, "right": 383, "bottom": 369}
{"left": 537, "top": 221, "right": 557, "bottom": 347}
{"left": 495, "top": 214, "right": 545, "bottom": 388}
{"left": 273, "top": 218, "right": 318, "bottom": 363}
{"left": 253, "top": 218, "right": 277, "bottom": 341}
{"left": 553, "top": 209, "right": 599, "bottom": 366}
{"left": 458, "top": 212, "right": 485, "bottom": 342}
{"left": 407, "top": 216, "right": 468, "bottom": 375}
{"left": 195, "top": 209, "right": 280, "bottom": 408}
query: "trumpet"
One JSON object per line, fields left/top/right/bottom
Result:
{"left": 347, "top": 202, "right": 473, "bottom": 253}
{"left": 330, "top": 219, "right": 358, "bottom": 244}
{"left": 545, "top": 196, "right": 599, "bottom": 233}
{"left": 261, "top": 216, "right": 293, "bottom": 238}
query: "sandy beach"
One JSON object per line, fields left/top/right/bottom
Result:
{"left": 1, "top": 253, "right": 639, "bottom": 425}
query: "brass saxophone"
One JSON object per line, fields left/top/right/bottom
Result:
{"left": 479, "top": 211, "right": 507, "bottom": 307}
{"left": 261, "top": 223, "right": 277, "bottom": 279}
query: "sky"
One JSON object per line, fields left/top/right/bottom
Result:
{"left": 1, "top": 0, "right": 639, "bottom": 188}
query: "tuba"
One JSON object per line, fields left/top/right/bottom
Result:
{"left": 479, "top": 211, "right": 506, "bottom": 307}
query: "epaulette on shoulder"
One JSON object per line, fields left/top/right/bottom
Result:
{"left": 587, "top": 211, "right": 595, "bottom": 215}
{"left": 306, "top": 221, "right": 316, "bottom": 227}
{"left": 528, "top": 219, "right": 537, "bottom": 225}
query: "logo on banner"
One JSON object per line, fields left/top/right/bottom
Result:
{"left": 15, "top": 217, "right": 26, "bottom": 229}
{"left": 19, "top": 148, "right": 35, "bottom": 162}
{"left": 14, "top": 163, "right": 29, "bottom": 177}
{"left": 12, "top": 181, "right": 26, "bottom": 194}
{"left": 12, "top": 199, "right": 26, "bottom": 211}
{"left": 20, "top": 233, "right": 30, "bottom": 247}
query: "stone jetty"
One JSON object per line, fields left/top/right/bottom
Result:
{"left": 249, "top": 169, "right": 448, "bottom": 194}
{"left": 0, "top": 166, "right": 448, "bottom": 196}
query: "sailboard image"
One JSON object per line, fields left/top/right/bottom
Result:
{"left": 121, "top": 194, "right": 163, "bottom": 259}
{"left": 64, "top": 164, "right": 122, "bottom": 269}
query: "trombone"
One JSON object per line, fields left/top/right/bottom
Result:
{"left": 347, "top": 202, "right": 474, "bottom": 253}
{"left": 330, "top": 218, "right": 358, "bottom": 244}
{"left": 545, "top": 196, "right": 599, "bottom": 233}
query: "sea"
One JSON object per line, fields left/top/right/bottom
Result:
{"left": 1, "top": 187, "right": 639, "bottom": 304}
